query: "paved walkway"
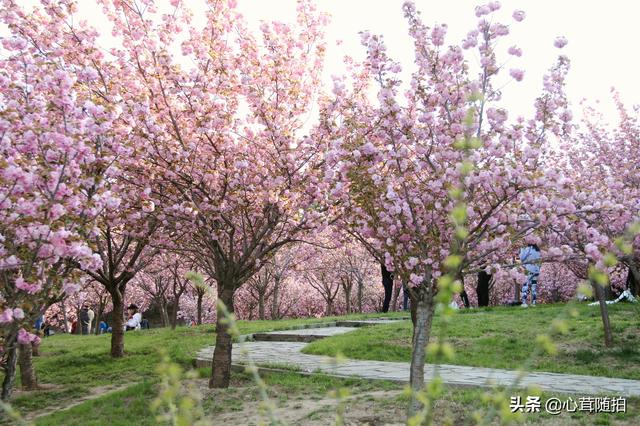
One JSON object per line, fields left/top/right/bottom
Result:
{"left": 265, "top": 327, "right": 356, "bottom": 336}
{"left": 196, "top": 320, "right": 640, "bottom": 397}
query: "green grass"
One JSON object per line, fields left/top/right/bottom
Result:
{"left": 4, "top": 304, "right": 640, "bottom": 424}
{"left": 7, "top": 311, "right": 406, "bottom": 418}
{"left": 303, "top": 302, "right": 640, "bottom": 379}
{"left": 26, "top": 310, "right": 407, "bottom": 386}
{"left": 34, "top": 382, "right": 156, "bottom": 426}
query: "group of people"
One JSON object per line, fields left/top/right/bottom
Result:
{"left": 70, "top": 305, "right": 95, "bottom": 334}
{"left": 79, "top": 305, "right": 95, "bottom": 334}
{"left": 69, "top": 303, "right": 149, "bottom": 334}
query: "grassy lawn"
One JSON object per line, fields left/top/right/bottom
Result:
{"left": 6, "top": 311, "right": 406, "bottom": 420}
{"left": 303, "top": 302, "right": 640, "bottom": 379}
{"left": 3, "top": 304, "right": 640, "bottom": 424}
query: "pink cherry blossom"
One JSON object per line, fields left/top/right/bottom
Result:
{"left": 15, "top": 277, "right": 41, "bottom": 294}
{"left": 17, "top": 328, "right": 38, "bottom": 345}
{"left": 508, "top": 45, "right": 522, "bottom": 57}
{"left": 0, "top": 309, "right": 13, "bottom": 324}
{"left": 512, "top": 10, "right": 526, "bottom": 22}
{"left": 509, "top": 68, "right": 525, "bottom": 81}
{"left": 554, "top": 36, "right": 568, "bottom": 48}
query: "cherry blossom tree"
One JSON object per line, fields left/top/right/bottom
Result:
{"left": 166, "top": 257, "right": 191, "bottom": 329}
{"left": 529, "top": 86, "right": 638, "bottom": 347}
{"left": 88, "top": 0, "right": 329, "bottom": 387}
{"left": 574, "top": 95, "right": 640, "bottom": 290}
{"left": 241, "top": 248, "right": 298, "bottom": 320}
{"left": 136, "top": 262, "right": 173, "bottom": 328}
{"left": 0, "top": 0, "right": 168, "bottom": 360}
{"left": 344, "top": 245, "right": 380, "bottom": 313}
{"left": 317, "top": 2, "right": 573, "bottom": 411}
{"left": 303, "top": 251, "right": 342, "bottom": 317}
{"left": 0, "top": 0, "right": 121, "bottom": 397}
{"left": 183, "top": 272, "right": 216, "bottom": 325}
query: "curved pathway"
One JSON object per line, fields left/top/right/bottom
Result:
{"left": 196, "top": 319, "right": 640, "bottom": 397}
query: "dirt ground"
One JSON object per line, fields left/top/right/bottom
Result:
{"left": 205, "top": 385, "right": 407, "bottom": 426}
{"left": 199, "top": 378, "right": 638, "bottom": 426}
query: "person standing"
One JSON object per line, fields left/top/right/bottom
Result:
{"left": 459, "top": 275, "right": 470, "bottom": 308}
{"left": 34, "top": 315, "right": 44, "bottom": 333}
{"left": 87, "top": 306, "right": 95, "bottom": 334}
{"left": 79, "top": 305, "right": 90, "bottom": 335}
{"left": 520, "top": 244, "right": 541, "bottom": 307}
{"left": 380, "top": 263, "right": 394, "bottom": 313}
{"left": 477, "top": 269, "right": 492, "bottom": 307}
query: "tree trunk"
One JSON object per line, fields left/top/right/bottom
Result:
{"left": 343, "top": 283, "right": 352, "bottom": 314}
{"left": 408, "top": 285, "right": 435, "bottom": 416}
{"left": 32, "top": 337, "right": 40, "bottom": 357}
{"left": 258, "top": 291, "right": 266, "bottom": 320}
{"left": 271, "top": 279, "right": 280, "bottom": 320}
{"left": 94, "top": 304, "right": 103, "bottom": 335}
{"left": 110, "top": 292, "right": 125, "bottom": 357}
{"left": 75, "top": 306, "right": 82, "bottom": 335}
{"left": 197, "top": 293, "right": 203, "bottom": 325}
{"left": 18, "top": 343, "right": 38, "bottom": 391}
{"left": 60, "top": 298, "right": 69, "bottom": 333}
{"left": 604, "top": 284, "right": 614, "bottom": 300}
{"left": 357, "top": 278, "right": 364, "bottom": 313}
{"left": 170, "top": 300, "right": 179, "bottom": 330}
{"left": 390, "top": 280, "right": 401, "bottom": 312}
{"left": 325, "top": 298, "right": 334, "bottom": 317}
{"left": 160, "top": 302, "right": 170, "bottom": 328}
{"left": 1, "top": 334, "right": 18, "bottom": 401}
{"left": 593, "top": 282, "right": 613, "bottom": 347}
{"left": 409, "top": 289, "right": 418, "bottom": 328}
{"left": 210, "top": 286, "right": 235, "bottom": 388}
{"left": 627, "top": 265, "right": 639, "bottom": 296}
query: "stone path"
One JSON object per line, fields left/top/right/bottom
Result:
{"left": 251, "top": 326, "right": 357, "bottom": 343}
{"left": 196, "top": 319, "right": 640, "bottom": 397}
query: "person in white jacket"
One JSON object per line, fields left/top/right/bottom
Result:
{"left": 125, "top": 304, "right": 142, "bottom": 331}
{"left": 519, "top": 244, "right": 541, "bottom": 307}
{"left": 87, "top": 307, "right": 95, "bottom": 334}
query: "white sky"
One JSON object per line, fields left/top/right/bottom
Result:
{"left": 234, "top": 0, "right": 640, "bottom": 121}
{"left": 14, "top": 0, "right": 640, "bottom": 123}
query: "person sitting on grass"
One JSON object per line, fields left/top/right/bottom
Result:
{"left": 520, "top": 244, "right": 541, "bottom": 307}
{"left": 125, "top": 304, "right": 142, "bottom": 331}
